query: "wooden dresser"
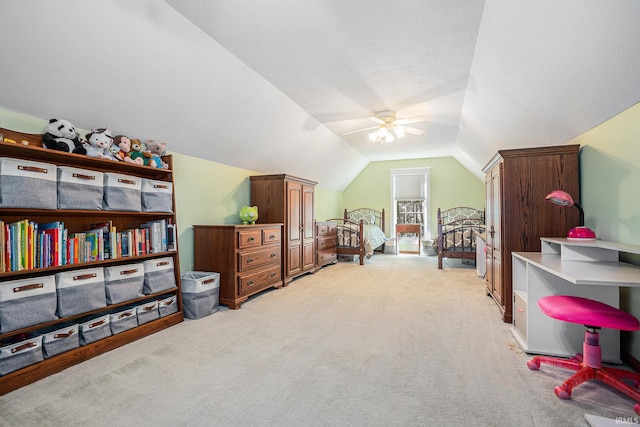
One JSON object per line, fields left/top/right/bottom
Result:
{"left": 193, "top": 224, "right": 283, "bottom": 309}
{"left": 315, "top": 221, "right": 337, "bottom": 268}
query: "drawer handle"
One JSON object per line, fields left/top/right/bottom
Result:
{"left": 119, "top": 312, "right": 134, "bottom": 319}
{"left": 268, "top": 234, "right": 276, "bottom": 239}
{"left": 247, "top": 280, "right": 254, "bottom": 286}
{"left": 73, "top": 273, "right": 97, "bottom": 281}
{"left": 11, "top": 341, "right": 37, "bottom": 354}
{"left": 153, "top": 184, "right": 169, "bottom": 189}
{"left": 13, "top": 283, "right": 44, "bottom": 293}
{"left": 142, "top": 305, "right": 155, "bottom": 311}
{"left": 156, "top": 261, "right": 170, "bottom": 267}
{"left": 118, "top": 178, "right": 137, "bottom": 185}
{"left": 270, "top": 272, "right": 276, "bottom": 278}
{"left": 270, "top": 253, "right": 276, "bottom": 258}
{"left": 18, "top": 165, "right": 48, "bottom": 174}
{"left": 247, "top": 258, "right": 254, "bottom": 264}
{"left": 248, "top": 237, "right": 255, "bottom": 242}
{"left": 72, "top": 172, "right": 96, "bottom": 180}
{"left": 320, "top": 242, "right": 325, "bottom": 247}
{"left": 54, "top": 329, "right": 76, "bottom": 339}
{"left": 120, "top": 269, "right": 139, "bottom": 275}
{"left": 202, "top": 278, "right": 215, "bottom": 284}
{"left": 162, "top": 299, "right": 175, "bottom": 306}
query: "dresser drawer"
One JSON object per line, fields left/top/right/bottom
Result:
{"left": 317, "top": 236, "right": 337, "bottom": 250}
{"left": 317, "top": 249, "right": 337, "bottom": 265}
{"left": 238, "top": 246, "right": 281, "bottom": 272}
{"left": 262, "top": 227, "right": 281, "bottom": 245}
{"left": 238, "top": 266, "right": 282, "bottom": 296}
{"left": 238, "top": 229, "right": 262, "bottom": 249}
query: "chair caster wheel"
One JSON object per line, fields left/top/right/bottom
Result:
{"left": 527, "top": 359, "right": 540, "bottom": 370}
{"left": 554, "top": 386, "right": 571, "bottom": 400}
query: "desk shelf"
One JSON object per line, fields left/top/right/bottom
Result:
{"left": 511, "top": 238, "right": 640, "bottom": 363}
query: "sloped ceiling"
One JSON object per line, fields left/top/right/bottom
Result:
{"left": 1, "top": 1, "right": 639, "bottom": 190}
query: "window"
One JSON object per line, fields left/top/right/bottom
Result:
{"left": 397, "top": 200, "right": 425, "bottom": 225}
{"left": 389, "top": 168, "right": 430, "bottom": 238}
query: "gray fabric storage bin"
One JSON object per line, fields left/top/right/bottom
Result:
{"left": 79, "top": 314, "right": 111, "bottom": 345}
{"left": 109, "top": 307, "right": 138, "bottom": 335}
{"left": 141, "top": 178, "right": 173, "bottom": 212}
{"left": 0, "top": 275, "right": 58, "bottom": 333}
{"left": 103, "top": 263, "right": 144, "bottom": 304}
{"left": 57, "top": 166, "right": 103, "bottom": 210}
{"left": 181, "top": 272, "right": 220, "bottom": 319}
{"left": 0, "top": 157, "right": 57, "bottom": 209}
{"left": 55, "top": 267, "right": 107, "bottom": 317}
{"left": 41, "top": 323, "right": 79, "bottom": 359}
{"left": 103, "top": 172, "right": 141, "bottom": 211}
{"left": 142, "top": 257, "right": 176, "bottom": 294}
{"left": 0, "top": 335, "right": 43, "bottom": 376}
{"left": 136, "top": 300, "right": 159, "bottom": 325}
{"left": 157, "top": 295, "right": 178, "bottom": 318}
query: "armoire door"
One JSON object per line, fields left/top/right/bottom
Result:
{"left": 287, "top": 180, "right": 302, "bottom": 277}
{"left": 301, "top": 183, "right": 315, "bottom": 272}
{"left": 485, "top": 173, "right": 494, "bottom": 294}
{"left": 490, "top": 164, "right": 502, "bottom": 303}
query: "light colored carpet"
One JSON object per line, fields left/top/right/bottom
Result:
{"left": 0, "top": 254, "right": 636, "bottom": 426}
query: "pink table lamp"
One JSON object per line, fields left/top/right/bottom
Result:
{"left": 545, "top": 190, "right": 596, "bottom": 240}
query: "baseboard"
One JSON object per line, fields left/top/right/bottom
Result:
{"left": 623, "top": 351, "right": 640, "bottom": 371}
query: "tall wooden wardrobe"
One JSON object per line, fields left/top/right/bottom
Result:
{"left": 482, "top": 145, "right": 580, "bottom": 323}
{"left": 250, "top": 174, "right": 317, "bottom": 284}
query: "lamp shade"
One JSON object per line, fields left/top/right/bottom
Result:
{"left": 545, "top": 190, "right": 574, "bottom": 207}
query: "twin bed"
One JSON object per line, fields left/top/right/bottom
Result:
{"left": 325, "top": 206, "right": 485, "bottom": 268}
{"left": 326, "top": 208, "right": 387, "bottom": 265}
{"left": 433, "top": 206, "right": 485, "bottom": 269}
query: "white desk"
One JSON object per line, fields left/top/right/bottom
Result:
{"left": 511, "top": 238, "right": 640, "bottom": 363}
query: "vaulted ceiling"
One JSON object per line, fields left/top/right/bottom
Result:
{"left": 1, "top": 1, "right": 639, "bottom": 190}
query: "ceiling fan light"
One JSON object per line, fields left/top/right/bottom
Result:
{"left": 393, "top": 126, "right": 405, "bottom": 138}
{"left": 384, "top": 134, "right": 394, "bottom": 143}
{"left": 368, "top": 132, "right": 378, "bottom": 142}
{"left": 377, "top": 127, "right": 388, "bottom": 138}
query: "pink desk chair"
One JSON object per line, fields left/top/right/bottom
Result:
{"left": 527, "top": 295, "right": 640, "bottom": 415}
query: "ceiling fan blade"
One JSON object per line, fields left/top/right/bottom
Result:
{"left": 369, "top": 116, "right": 386, "bottom": 125}
{"left": 397, "top": 126, "right": 425, "bottom": 136}
{"left": 342, "top": 126, "right": 378, "bottom": 136}
{"left": 394, "top": 116, "right": 428, "bottom": 125}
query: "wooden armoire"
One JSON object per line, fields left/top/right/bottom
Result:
{"left": 482, "top": 145, "right": 580, "bottom": 323}
{"left": 250, "top": 174, "right": 317, "bottom": 284}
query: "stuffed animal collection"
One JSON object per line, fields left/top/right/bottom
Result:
{"left": 38, "top": 118, "right": 169, "bottom": 168}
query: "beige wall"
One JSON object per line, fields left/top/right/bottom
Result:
{"left": 173, "top": 157, "right": 342, "bottom": 272}
{"left": 569, "top": 101, "right": 640, "bottom": 359}
{"left": 341, "top": 157, "right": 485, "bottom": 238}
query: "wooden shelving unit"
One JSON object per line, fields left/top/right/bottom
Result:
{"left": 0, "top": 128, "right": 183, "bottom": 395}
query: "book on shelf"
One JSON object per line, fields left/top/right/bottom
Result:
{"left": 40, "top": 221, "right": 64, "bottom": 267}
{"left": 89, "top": 221, "right": 113, "bottom": 260}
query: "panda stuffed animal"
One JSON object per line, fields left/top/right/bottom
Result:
{"left": 42, "top": 118, "right": 87, "bottom": 155}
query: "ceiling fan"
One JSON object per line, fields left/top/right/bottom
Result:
{"left": 342, "top": 110, "right": 427, "bottom": 143}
